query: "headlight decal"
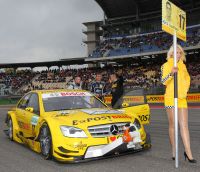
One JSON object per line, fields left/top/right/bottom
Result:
{"left": 60, "top": 126, "right": 88, "bottom": 138}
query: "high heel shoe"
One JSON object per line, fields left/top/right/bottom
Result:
{"left": 184, "top": 152, "right": 197, "bottom": 163}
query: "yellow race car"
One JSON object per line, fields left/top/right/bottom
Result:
{"left": 4, "top": 89, "right": 151, "bottom": 162}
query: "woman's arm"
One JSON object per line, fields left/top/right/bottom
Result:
{"left": 161, "top": 64, "right": 173, "bottom": 85}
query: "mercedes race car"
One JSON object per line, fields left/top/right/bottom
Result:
{"left": 4, "top": 90, "right": 151, "bottom": 162}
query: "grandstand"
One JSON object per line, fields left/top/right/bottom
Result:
{"left": 83, "top": 0, "right": 200, "bottom": 59}
{"left": 0, "top": 0, "right": 200, "bottom": 100}
{"left": 81, "top": 0, "right": 200, "bottom": 94}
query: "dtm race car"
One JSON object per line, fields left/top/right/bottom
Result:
{"left": 4, "top": 90, "right": 151, "bottom": 162}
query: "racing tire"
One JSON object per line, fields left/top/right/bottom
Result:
{"left": 39, "top": 123, "right": 53, "bottom": 160}
{"left": 143, "top": 133, "right": 151, "bottom": 149}
{"left": 146, "top": 133, "right": 151, "bottom": 145}
{"left": 8, "top": 118, "right": 13, "bottom": 141}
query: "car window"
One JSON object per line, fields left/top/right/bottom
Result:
{"left": 42, "top": 95, "right": 107, "bottom": 112}
{"left": 28, "top": 93, "right": 40, "bottom": 115}
{"left": 17, "top": 94, "right": 32, "bottom": 109}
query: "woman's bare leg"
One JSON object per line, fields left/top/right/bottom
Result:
{"left": 166, "top": 108, "right": 175, "bottom": 157}
{"left": 178, "top": 108, "right": 193, "bottom": 159}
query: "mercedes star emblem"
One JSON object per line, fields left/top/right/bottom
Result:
{"left": 110, "top": 125, "right": 119, "bottom": 135}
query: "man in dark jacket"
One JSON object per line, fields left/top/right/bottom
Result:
{"left": 109, "top": 72, "right": 124, "bottom": 108}
{"left": 90, "top": 73, "right": 106, "bottom": 101}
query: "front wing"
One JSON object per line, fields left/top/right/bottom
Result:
{"left": 54, "top": 133, "right": 151, "bottom": 163}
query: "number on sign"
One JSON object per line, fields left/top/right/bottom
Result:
{"left": 179, "top": 14, "right": 185, "bottom": 30}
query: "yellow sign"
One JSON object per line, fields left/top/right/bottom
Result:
{"left": 162, "top": 0, "right": 186, "bottom": 41}
{"left": 104, "top": 96, "right": 145, "bottom": 105}
{"left": 104, "top": 93, "right": 200, "bottom": 105}
{"left": 146, "top": 95, "right": 164, "bottom": 103}
{"left": 146, "top": 94, "right": 200, "bottom": 103}
{"left": 187, "top": 93, "right": 200, "bottom": 103}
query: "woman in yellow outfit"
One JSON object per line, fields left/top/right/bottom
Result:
{"left": 161, "top": 44, "right": 196, "bottom": 163}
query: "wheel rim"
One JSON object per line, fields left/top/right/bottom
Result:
{"left": 8, "top": 119, "right": 13, "bottom": 139}
{"left": 40, "top": 127, "right": 51, "bottom": 156}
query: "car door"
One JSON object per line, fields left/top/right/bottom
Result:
{"left": 16, "top": 93, "right": 32, "bottom": 137}
{"left": 23, "top": 93, "right": 40, "bottom": 137}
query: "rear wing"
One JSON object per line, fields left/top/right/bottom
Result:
{"left": 104, "top": 89, "right": 150, "bottom": 125}
{"left": 120, "top": 104, "right": 150, "bottom": 125}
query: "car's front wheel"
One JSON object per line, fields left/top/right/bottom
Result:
{"left": 39, "top": 124, "right": 52, "bottom": 160}
{"left": 8, "top": 118, "right": 13, "bottom": 141}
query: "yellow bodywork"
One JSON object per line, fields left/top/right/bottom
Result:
{"left": 6, "top": 89, "right": 150, "bottom": 162}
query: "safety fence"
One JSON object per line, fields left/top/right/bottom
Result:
{"left": 104, "top": 93, "right": 200, "bottom": 105}
{"left": 0, "top": 93, "right": 200, "bottom": 106}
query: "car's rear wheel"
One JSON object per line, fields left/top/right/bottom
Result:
{"left": 8, "top": 118, "right": 13, "bottom": 141}
{"left": 39, "top": 124, "right": 52, "bottom": 160}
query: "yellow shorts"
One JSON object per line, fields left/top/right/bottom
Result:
{"left": 164, "top": 97, "right": 188, "bottom": 108}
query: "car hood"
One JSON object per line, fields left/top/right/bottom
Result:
{"left": 45, "top": 108, "right": 134, "bottom": 128}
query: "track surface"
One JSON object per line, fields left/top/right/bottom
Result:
{"left": 0, "top": 107, "right": 199, "bottom": 172}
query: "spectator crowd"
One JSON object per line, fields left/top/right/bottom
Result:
{"left": 0, "top": 56, "right": 200, "bottom": 96}
{"left": 89, "top": 26, "right": 200, "bottom": 58}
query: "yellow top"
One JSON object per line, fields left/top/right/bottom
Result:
{"left": 161, "top": 58, "right": 190, "bottom": 99}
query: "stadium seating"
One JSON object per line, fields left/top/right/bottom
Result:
{"left": 0, "top": 70, "right": 35, "bottom": 95}
{"left": 89, "top": 25, "right": 200, "bottom": 58}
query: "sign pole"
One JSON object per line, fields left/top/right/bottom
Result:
{"left": 162, "top": 0, "right": 186, "bottom": 168}
{"left": 173, "top": 30, "right": 179, "bottom": 168}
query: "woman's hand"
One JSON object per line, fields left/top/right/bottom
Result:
{"left": 171, "top": 67, "right": 178, "bottom": 75}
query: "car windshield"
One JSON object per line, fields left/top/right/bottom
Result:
{"left": 42, "top": 92, "right": 107, "bottom": 112}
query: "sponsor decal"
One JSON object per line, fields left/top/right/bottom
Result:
{"left": 138, "top": 114, "right": 150, "bottom": 122}
{"left": 73, "top": 116, "right": 111, "bottom": 125}
{"left": 146, "top": 94, "right": 200, "bottom": 103}
{"left": 104, "top": 96, "right": 144, "bottom": 105}
{"left": 60, "top": 92, "right": 87, "bottom": 96}
{"left": 110, "top": 136, "right": 116, "bottom": 142}
{"left": 108, "top": 134, "right": 123, "bottom": 143}
{"left": 31, "top": 115, "right": 39, "bottom": 126}
{"left": 123, "top": 96, "right": 144, "bottom": 104}
{"left": 18, "top": 121, "right": 30, "bottom": 130}
{"left": 146, "top": 95, "right": 164, "bottom": 103}
{"left": 81, "top": 109, "right": 122, "bottom": 115}
{"left": 68, "top": 141, "right": 87, "bottom": 150}
{"left": 73, "top": 115, "right": 131, "bottom": 125}
{"left": 55, "top": 111, "right": 70, "bottom": 117}
{"left": 187, "top": 94, "right": 200, "bottom": 102}
{"left": 42, "top": 92, "right": 92, "bottom": 99}
{"left": 105, "top": 93, "right": 200, "bottom": 105}
{"left": 112, "top": 115, "right": 131, "bottom": 119}
{"left": 74, "top": 142, "right": 87, "bottom": 150}
{"left": 104, "top": 96, "right": 112, "bottom": 104}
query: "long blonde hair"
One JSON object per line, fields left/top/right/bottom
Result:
{"left": 167, "top": 44, "right": 186, "bottom": 62}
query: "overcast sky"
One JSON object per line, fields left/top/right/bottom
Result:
{"left": 0, "top": 0, "right": 103, "bottom": 63}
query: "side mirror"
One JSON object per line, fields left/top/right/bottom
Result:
{"left": 122, "top": 103, "right": 129, "bottom": 108}
{"left": 25, "top": 107, "right": 34, "bottom": 113}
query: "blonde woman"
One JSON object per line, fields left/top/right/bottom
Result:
{"left": 161, "top": 44, "right": 196, "bottom": 163}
